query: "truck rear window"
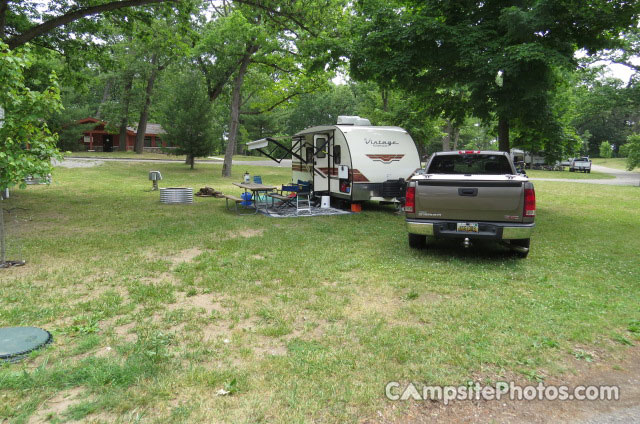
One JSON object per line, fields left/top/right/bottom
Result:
{"left": 427, "top": 154, "right": 513, "bottom": 175}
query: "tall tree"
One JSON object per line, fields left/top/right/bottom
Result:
{"left": 350, "top": 0, "right": 640, "bottom": 152}
{"left": 158, "top": 70, "right": 215, "bottom": 169}
{"left": 195, "top": 1, "right": 346, "bottom": 177}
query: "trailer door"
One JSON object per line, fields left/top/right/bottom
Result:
{"left": 313, "top": 134, "right": 330, "bottom": 193}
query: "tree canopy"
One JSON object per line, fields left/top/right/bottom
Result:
{"left": 350, "top": 0, "right": 640, "bottom": 152}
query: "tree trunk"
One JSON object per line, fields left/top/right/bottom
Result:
{"left": 442, "top": 119, "right": 452, "bottom": 151}
{"left": 190, "top": 155, "right": 195, "bottom": 169}
{"left": 135, "top": 54, "right": 159, "bottom": 154}
{"left": 118, "top": 72, "right": 134, "bottom": 151}
{"left": 95, "top": 78, "right": 112, "bottom": 119}
{"left": 453, "top": 126, "right": 460, "bottom": 150}
{"left": 498, "top": 117, "right": 510, "bottom": 152}
{"left": 0, "top": 0, "right": 8, "bottom": 41}
{"left": 222, "top": 45, "right": 257, "bottom": 177}
{"left": 381, "top": 88, "right": 389, "bottom": 112}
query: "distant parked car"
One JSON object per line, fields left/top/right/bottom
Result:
{"left": 570, "top": 157, "right": 591, "bottom": 173}
{"left": 560, "top": 158, "right": 573, "bottom": 167}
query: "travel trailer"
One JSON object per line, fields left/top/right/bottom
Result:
{"left": 246, "top": 116, "right": 421, "bottom": 203}
{"left": 510, "top": 149, "right": 546, "bottom": 168}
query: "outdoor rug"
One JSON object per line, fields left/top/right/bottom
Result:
{"left": 258, "top": 205, "right": 352, "bottom": 218}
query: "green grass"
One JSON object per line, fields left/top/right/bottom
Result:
{"left": 526, "top": 169, "right": 615, "bottom": 179}
{"left": 66, "top": 151, "right": 266, "bottom": 161}
{"left": 591, "top": 158, "right": 639, "bottom": 172}
{"left": 1, "top": 162, "right": 639, "bottom": 423}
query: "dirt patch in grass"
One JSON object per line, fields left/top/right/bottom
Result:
{"left": 201, "top": 323, "right": 233, "bottom": 342}
{"left": 167, "top": 292, "right": 226, "bottom": 314}
{"left": 252, "top": 335, "right": 288, "bottom": 358}
{"left": 374, "top": 346, "right": 640, "bottom": 424}
{"left": 28, "top": 387, "right": 88, "bottom": 424}
{"left": 112, "top": 321, "right": 137, "bottom": 343}
{"left": 346, "top": 286, "right": 404, "bottom": 322}
{"left": 144, "top": 272, "right": 177, "bottom": 284}
{"left": 170, "top": 248, "right": 203, "bottom": 265}
{"left": 227, "top": 228, "right": 264, "bottom": 239}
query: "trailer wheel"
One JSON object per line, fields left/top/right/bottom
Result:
{"left": 569, "top": 168, "right": 575, "bottom": 172}
{"left": 511, "top": 238, "right": 530, "bottom": 258}
{"left": 408, "top": 233, "right": 426, "bottom": 249}
{"left": 587, "top": 169, "right": 591, "bottom": 173}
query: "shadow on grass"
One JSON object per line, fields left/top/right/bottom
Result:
{"left": 409, "top": 238, "right": 525, "bottom": 263}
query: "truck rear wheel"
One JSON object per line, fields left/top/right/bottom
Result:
{"left": 511, "top": 238, "right": 530, "bottom": 258}
{"left": 408, "top": 233, "right": 426, "bottom": 249}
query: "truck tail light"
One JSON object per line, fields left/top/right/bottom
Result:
{"left": 405, "top": 186, "right": 415, "bottom": 213}
{"left": 524, "top": 187, "right": 536, "bottom": 217}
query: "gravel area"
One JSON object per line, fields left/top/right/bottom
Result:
{"left": 53, "top": 158, "right": 104, "bottom": 168}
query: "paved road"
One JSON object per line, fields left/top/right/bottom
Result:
{"left": 530, "top": 164, "right": 640, "bottom": 186}
{"left": 574, "top": 405, "right": 640, "bottom": 424}
{"left": 61, "top": 157, "right": 638, "bottom": 185}
{"left": 64, "top": 156, "right": 292, "bottom": 168}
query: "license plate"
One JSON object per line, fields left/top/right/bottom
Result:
{"left": 456, "top": 222, "right": 479, "bottom": 233}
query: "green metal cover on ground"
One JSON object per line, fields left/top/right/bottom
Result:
{"left": 0, "top": 327, "right": 52, "bottom": 361}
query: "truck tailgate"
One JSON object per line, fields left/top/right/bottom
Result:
{"left": 415, "top": 178, "right": 524, "bottom": 222}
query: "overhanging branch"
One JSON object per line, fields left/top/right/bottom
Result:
{"left": 6, "top": 0, "right": 177, "bottom": 49}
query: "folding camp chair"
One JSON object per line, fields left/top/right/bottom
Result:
{"left": 252, "top": 175, "right": 269, "bottom": 205}
{"left": 296, "top": 181, "right": 312, "bottom": 215}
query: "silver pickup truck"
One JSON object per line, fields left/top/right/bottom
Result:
{"left": 405, "top": 151, "right": 536, "bottom": 257}
{"left": 569, "top": 157, "right": 591, "bottom": 173}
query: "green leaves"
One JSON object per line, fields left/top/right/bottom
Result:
{"left": 625, "top": 134, "right": 640, "bottom": 171}
{"left": 349, "top": 0, "right": 640, "bottom": 151}
{"left": 0, "top": 43, "right": 62, "bottom": 191}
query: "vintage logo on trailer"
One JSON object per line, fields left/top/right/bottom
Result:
{"left": 365, "top": 138, "right": 399, "bottom": 147}
{"left": 366, "top": 154, "right": 405, "bottom": 164}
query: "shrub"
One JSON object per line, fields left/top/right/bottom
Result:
{"left": 599, "top": 141, "right": 613, "bottom": 158}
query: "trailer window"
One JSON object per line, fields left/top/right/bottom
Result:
{"left": 428, "top": 154, "right": 513, "bottom": 175}
{"left": 315, "top": 137, "right": 327, "bottom": 158}
{"left": 333, "top": 145, "right": 341, "bottom": 164}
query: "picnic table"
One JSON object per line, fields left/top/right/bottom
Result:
{"left": 232, "top": 182, "right": 277, "bottom": 214}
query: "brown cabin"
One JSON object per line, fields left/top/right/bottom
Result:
{"left": 78, "top": 118, "right": 169, "bottom": 152}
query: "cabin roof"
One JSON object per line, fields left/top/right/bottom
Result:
{"left": 77, "top": 118, "right": 165, "bottom": 136}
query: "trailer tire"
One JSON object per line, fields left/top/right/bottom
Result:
{"left": 587, "top": 169, "right": 591, "bottom": 173}
{"left": 408, "top": 233, "right": 426, "bottom": 249}
{"left": 569, "top": 168, "right": 575, "bottom": 172}
{"left": 511, "top": 238, "right": 530, "bottom": 258}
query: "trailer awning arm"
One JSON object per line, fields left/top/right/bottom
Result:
{"left": 246, "top": 136, "right": 307, "bottom": 164}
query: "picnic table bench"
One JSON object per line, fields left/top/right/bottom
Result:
{"left": 222, "top": 193, "right": 255, "bottom": 214}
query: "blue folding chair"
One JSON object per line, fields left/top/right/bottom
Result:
{"left": 253, "top": 175, "right": 268, "bottom": 205}
{"left": 296, "top": 181, "right": 312, "bottom": 215}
